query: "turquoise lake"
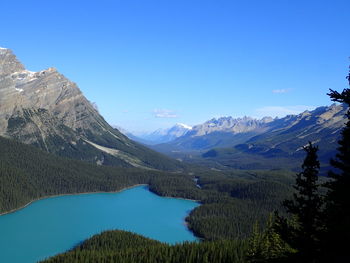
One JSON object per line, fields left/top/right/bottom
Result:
{"left": 0, "top": 185, "right": 199, "bottom": 263}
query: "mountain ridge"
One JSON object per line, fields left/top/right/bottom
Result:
{"left": 128, "top": 123, "right": 192, "bottom": 145}
{"left": 151, "top": 104, "right": 346, "bottom": 170}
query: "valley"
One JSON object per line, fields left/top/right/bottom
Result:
{"left": 0, "top": 47, "right": 348, "bottom": 263}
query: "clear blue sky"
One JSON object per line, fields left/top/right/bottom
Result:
{"left": 1, "top": 0, "right": 349, "bottom": 133}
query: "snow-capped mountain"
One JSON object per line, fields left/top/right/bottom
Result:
{"left": 135, "top": 123, "right": 192, "bottom": 145}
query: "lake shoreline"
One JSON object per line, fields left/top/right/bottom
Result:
{"left": 0, "top": 184, "right": 200, "bottom": 216}
{"left": 0, "top": 183, "right": 201, "bottom": 244}
{"left": 0, "top": 184, "right": 147, "bottom": 216}
{"left": 146, "top": 188, "right": 200, "bottom": 203}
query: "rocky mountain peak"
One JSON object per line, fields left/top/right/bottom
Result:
{"left": 0, "top": 49, "right": 97, "bottom": 144}
{"left": 133, "top": 123, "right": 192, "bottom": 144}
{"left": 175, "top": 123, "right": 192, "bottom": 130}
{"left": 0, "top": 47, "right": 25, "bottom": 77}
{"left": 261, "top": 116, "right": 274, "bottom": 123}
{"left": 0, "top": 52, "right": 91, "bottom": 135}
{"left": 190, "top": 115, "right": 269, "bottom": 136}
{"left": 314, "top": 103, "right": 345, "bottom": 125}
{"left": 0, "top": 47, "right": 9, "bottom": 53}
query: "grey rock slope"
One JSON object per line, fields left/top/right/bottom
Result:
{"left": 0, "top": 48, "right": 180, "bottom": 170}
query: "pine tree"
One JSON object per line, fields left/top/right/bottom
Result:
{"left": 246, "top": 222, "right": 263, "bottom": 261}
{"left": 247, "top": 215, "right": 294, "bottom": 262}
{"left": 322, "top": 67, "right": 350, "bottom": 262}
{"left": 275, "top": 142, "right": 323, "bottom": 262}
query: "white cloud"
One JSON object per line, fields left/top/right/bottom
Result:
{"left": 272, "top": 89, "right": 291, "bottom": 94}
{"left": 255, "top": 105, "right": 316, "bottom": 118}
{"left": 153, "top": 109, "right": 178, "bottom": 118}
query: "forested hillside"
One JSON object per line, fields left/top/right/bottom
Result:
{"left": 0, "top": 135, "right": 294, "bottom": 241}
{"left": 149, "top": 169, "right": 295, "bottom": 240}
{"left": 40, "top": 230, "right": 247, "bottom": 263}
{"left": 0, "top": 136, "right": 152, "bottom": 213}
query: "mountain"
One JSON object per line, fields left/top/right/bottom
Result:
{"left": 153, "top": 116, "right": 275, "bottom": 152}
{"left": 134, "top": 123, "right": 192, "bottom": 145}
{"left": 0, "top": 48, "right": 180, "bottom": 171}
{"left": 189, "top": 116, "right": 274, "bottom": 136}
{"left": 152, "top": 104, "right": 347, "bottom": 170}
{"left": 230, "top": 104, "right": 345, "bottom": 162}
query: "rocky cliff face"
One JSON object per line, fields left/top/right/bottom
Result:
{"left": 0, "top": 48, "right": 179, "bottom": 170}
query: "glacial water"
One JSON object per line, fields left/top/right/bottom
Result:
{"left": 0, "top": 185, "right": 199, "bottom": 263}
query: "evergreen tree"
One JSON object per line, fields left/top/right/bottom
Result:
{"left": 247, "top": 215, "right": 294, "bottom": 262}
{"left": 322, "top": 67, "right": 350, "bottom": 262}
{"left": 247, "top": 221, "right": 264, "bottom": 262}
{"left": 275, "top": 142, "right": 323, "bottom": 262}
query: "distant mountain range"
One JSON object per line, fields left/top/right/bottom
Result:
{"left": 151, "top": 104, "right": 347, "bottom": 171}
{"left": 0, "top": 48, "right": 181, "bottom": 171}
{"left": 123, "top": 123, "right": 192, "bottom": 145}
{"left": 153, "top": 116, "right": 275, "bottom": 151}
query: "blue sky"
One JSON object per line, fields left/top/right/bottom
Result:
{"left": 1, "top": 0, "right": 349, "bottom": 133}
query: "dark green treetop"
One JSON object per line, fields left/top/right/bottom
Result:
{"left": 275, "top": 142, "right": 323, "bottom": 262}
{"left": 322, "top": 65, "right": 350, "bottom": 262}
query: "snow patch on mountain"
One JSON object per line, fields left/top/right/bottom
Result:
{"left": 177, "top": 123, "right": 192, "bottom": 130}
{"left": 131, "top": 123, "right": 192, "bottom": 144}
